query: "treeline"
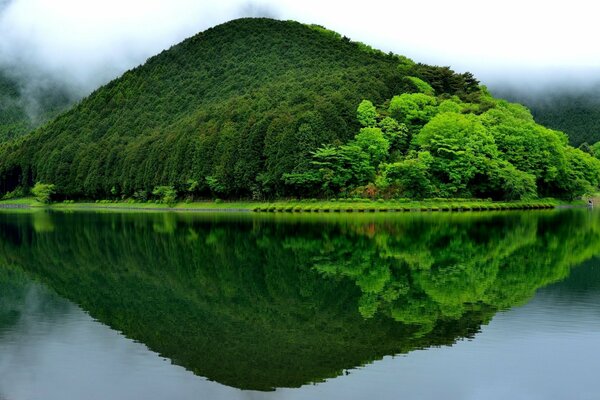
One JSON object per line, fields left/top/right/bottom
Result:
{"left": 0, "top": 18, "right": 486, "bottom": 200}
{"left": 0, "top": 18, "right": 597, "bottom": 201}
{"left": 285, "top": 84, "right": 600, "bottom": 200}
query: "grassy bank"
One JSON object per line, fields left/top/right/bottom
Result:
{"left": 0, "top": 197, "right": 581, "bottom": 213}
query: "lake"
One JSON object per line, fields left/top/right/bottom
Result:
{"left": 1, "top": 209, "right": 599, "bottom": 399}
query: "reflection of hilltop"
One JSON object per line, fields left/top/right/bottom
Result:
{"left": 0, "top": 210, "right": 598, "bottom": 391}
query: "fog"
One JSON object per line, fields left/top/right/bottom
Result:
{"left": 1, "top": 0, "right": 599, "bottom": 110}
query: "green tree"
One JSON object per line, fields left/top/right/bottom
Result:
{"left": 31, "top": 182, "right": 56, "bottom": 204}
{"left": 356, "top": 100, "right": 378, "bottom": 127}
{"left": 415, "top": 113, "right": 499, "bottom": 196}
{"left": 388, "top": 93, "right": 437, "bottom": 127}
{"left": 405, "top": 76, "right": 435, "bottom": 95}
{"left": 379, "top": 152, "right": 434, "bottom": 198}
{"left": 378, "top": 117, "right": 409, "bottom": 155}
{"left": 152, "top": 186, "right": 178, "bottom": 206}
{"left": 591, "top": 141, "right": 600, "bottom": 159}
{"left": 354, "top": 127, "right": 390, "bottom": 165}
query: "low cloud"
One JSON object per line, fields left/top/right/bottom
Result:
{"left": 1, "top": 0, "right": 599, "bottom": 116}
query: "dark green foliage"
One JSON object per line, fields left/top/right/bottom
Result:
{"left": 0, "top": 18, "right": 411, "bottom": 198}
{"left": 0, "top": 18, "right": 595, "bottom": 201}
{"left": 412, "top": 64, "right": 480, "bottom": 101}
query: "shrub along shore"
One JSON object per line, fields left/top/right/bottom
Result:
{"left": 0, "top": 197, "right": 579, "bottom": 213}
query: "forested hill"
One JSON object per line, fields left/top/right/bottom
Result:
{"left": 0, "top": 69, "right": 72, "bottom": 142}
{"left": 0, "top": 18, "right": 599, "bottom": 201}
{"left": 493, "top": 84, "right": 600, "bottom": 147}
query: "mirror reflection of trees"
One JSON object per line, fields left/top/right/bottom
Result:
{"left": 0, "top": 210, "right": 599, "bottom": 390}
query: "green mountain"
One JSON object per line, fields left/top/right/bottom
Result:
{"left": 493, "top": 84, "right": 600, "bottom": 147}
{"left": 0, "top": 18, "right": 598, "bottom": 200}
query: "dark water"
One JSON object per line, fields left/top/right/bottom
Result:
{"left": 1, "top": 209, "right": 600, "bottom": 400}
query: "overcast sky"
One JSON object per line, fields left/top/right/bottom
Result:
{"left": 1, "top": 0, "right": 599, "bottom": 98}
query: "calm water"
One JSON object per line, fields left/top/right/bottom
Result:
{"left": 1, "top": 209, "right": 600, "bottom": 399}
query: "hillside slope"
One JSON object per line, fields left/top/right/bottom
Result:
{"left": 0, "top": 18, "right": 598, "bottom": 200}
{"left": 0, "top": 18, "right": 482, "bottom": 198}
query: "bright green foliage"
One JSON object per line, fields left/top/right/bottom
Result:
{"left": 152, "top": 185, "right": 177, "bottom": 205}
{"left": 356, "top": 100, "right": 378, "bottom": 127}
{"left": 488, "top": 161, "right": 537, "bottom": 200}
{"left": 388, "top": 93, "right": 438, "bottom": 126}
{"left": 397, "top": 56, "right": 416, "bottom": 75}
{"left": 437, "top": 98, "right": 463, "bottom": 113}
{"left": 291, "top": 84, "right": 600, "bottom": 199}
{"left": 378, "top": 117, "right": 409, "bottom": 155}
{"left": 415, "top": 113, "right": 498, "bottom": 196}
{"left": 480, "top": 103, "right": 573, "bottom": 196}
{"left": 405, "top": 76, "right": 435, "bottom": 95}
{"left": 591, "top": 142, "right": 600, "bottom": 159}
{"left": 561, "top": 148, "right": 600, "bottom": 198}
{"left": 31, "top": 182, "right": 56, "bottom": 204}
{"left": 379, "top": 152, "right": 434, "bottom": 199}
{"left": 1, "top": 186, "right": 26, "bottom": 200}
{"left": 354, "top": 127, "right": 390, "bottom": 164}
{"left": 495, "top": 84, "right": 600, "bottom": 146}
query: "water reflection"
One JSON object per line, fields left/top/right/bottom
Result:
{"left": 0, "top": 210, "right": 599, "bottom": 394}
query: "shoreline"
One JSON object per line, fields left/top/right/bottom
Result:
{"left": 0, "top": 198, "right": 584, "bottom": 213}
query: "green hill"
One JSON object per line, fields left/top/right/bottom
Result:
{"left": 0, "top": 18, "right": 598, "bottom": 201}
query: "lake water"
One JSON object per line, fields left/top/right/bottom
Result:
{"left": 1, "top": 209, "right": 600, "bottom": 399}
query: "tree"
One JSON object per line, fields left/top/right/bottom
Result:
{"left": 31, "top": 182, "right": 56, "bottom": 204}
{"left": 405, "top": 76, "right": 435, "bottom": 95}
{"left": 415, "top": 113, "right": 499, "bottom": 196}
{"left": 356, "top": 100, "right": 378, "bottom": 127}
{"left": 379, "top": 152, "right": 434, "bottom": 199}
{"left": 378, "top": 117, "right": 409, "bottom": 155}
{"left": 354, "top": 127, "right": 390, "bottom": 165}
{"left": 152, "top": 186, "right": 177, "bottom": 206}
{"left": 590, "top": 141, "right": 600, "bottom": 159}
{"left": 388, "top": 93, "right": 437, "bottom": 127}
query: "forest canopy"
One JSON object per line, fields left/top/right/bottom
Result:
{"left": 0, "top": 18, "right": 598, "bottom": 201}
{"left": 285, "top": 89, "right": 600, "bottom": 200}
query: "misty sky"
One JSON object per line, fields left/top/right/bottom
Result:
{"left": 1, "top": 0, "right": 600, "bottom": 99}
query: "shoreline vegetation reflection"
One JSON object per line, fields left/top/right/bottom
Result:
{"left": 1, "top": 210, "right": 599, "bottom": 390}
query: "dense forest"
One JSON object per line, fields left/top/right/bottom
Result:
{"left": 494, "top": 84, "right": 600, "bottom": 147}
{"left": 1, "top": 210, "right": 597, "bottom": 389}
{"left": 0, "top": 18, "right": 599, "bottom": 201}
